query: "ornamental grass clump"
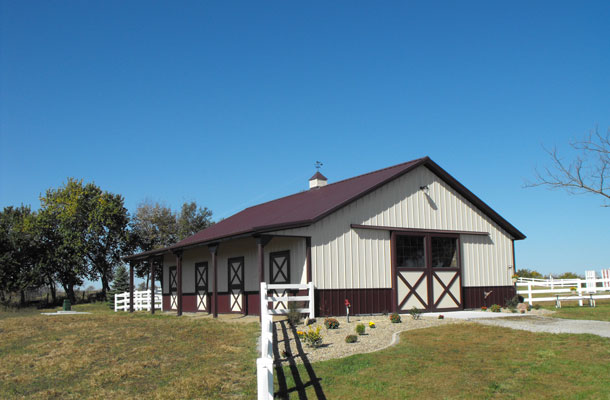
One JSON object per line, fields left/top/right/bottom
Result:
{"left": 345, "top": 334, "right": 357, "bottom": 343}
{"left": 390, "top": 313, "right": 401, "bottom": 323}
{"left": 355, "top": 323, "right": 366, "bottom": 335}
{"left": 302, "top": 325, "right": 323, "bottom": 348}
{"left": 409, "top": 307, "right": 422, "bottom": 320}
{"left": 324, "top": 318, "right": 340, "bottom": 329}
{"left": 491, "top": 304, "right": 501, "bottom": 313}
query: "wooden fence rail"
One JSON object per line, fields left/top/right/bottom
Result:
{"left": 516, "top": 275, "right": 610, "bottom": 306}
{"left": 114, "top": 290, "right": 162, "bottom": 312}
{"left": 257, "top": 281, "right": 314, "bottom": 400}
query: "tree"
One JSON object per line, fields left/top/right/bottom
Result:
{"left": 527, "top": 127, "right": 610, "bottom": 206}
{"left": 515, "top": 268, "right": 543, "bottom": 279}
{"left": 555, "top": 272, "right": 583, "bottom": 280}
{"left": 130, "top": 200, "right": 213, "bottom": 283}
{"left": 106, "top": 264, "right": 129, "bottom": 309}
{"left": 38, "top": 178, "right": 132, "bottom": 302}
{"left": 177, "top": 201, "right": 213, "bottom": 240}
{"left": 83, "top": 187, "right": 132, "bottom": 296}
{"left": 0, "top": 206, "right": 42, "bottom": 305}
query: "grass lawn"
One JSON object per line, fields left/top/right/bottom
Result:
{"left": 541, "top": 300, "right": 610, "bottom": 322}
{"left": 278, "top": 323, "right": 610, "bottom": 399}
{"left": 0, "top": 303, "right": 259, "bottom": 399}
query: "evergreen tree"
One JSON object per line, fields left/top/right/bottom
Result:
{"left": 106, "top": 264, "right": 130, "bottom": 309}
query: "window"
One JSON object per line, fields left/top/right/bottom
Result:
{"left": 396, "top": 235, "right": 425, "bottom": 268}
{"left": 431, "top": 237, "right": 458, "bottom": 268}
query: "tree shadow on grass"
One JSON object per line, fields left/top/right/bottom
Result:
{"left": 273, "top": 320, "right": 326, "bottom": 400}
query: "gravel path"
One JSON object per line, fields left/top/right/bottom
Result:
{"left": 274, "top": 314, "right": 457, "bottom": 364}
{"left": 473, "top": 316, "right": 610, "bottom": 338}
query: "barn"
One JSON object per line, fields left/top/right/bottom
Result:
{"left": 124, "top": 157, "right": 525, "bottom": 316}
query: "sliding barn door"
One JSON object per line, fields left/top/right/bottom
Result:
{"left": 195, "top": 262, "right": 208, "bottom": 312}
{"left": 228, "top": 257, "right": 244, "bottom": 313}
{"left": 269, "top": 251, "right": 290, "bottom": 310}
{"left": 395, "top": 234, "right": 462, "bottom": 312}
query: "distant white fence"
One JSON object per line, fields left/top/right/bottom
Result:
{"left": 516, "top": 270, "right": 610, "bottom": 306}
{"left": 257, "top": 281, "right": 315, "bottom": 400}
{"left": 114, "top": 290, "right": 162, "bottom": 312}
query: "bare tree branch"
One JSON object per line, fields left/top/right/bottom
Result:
{"left": 525, "top": 127, "right": 610, "bottom": 207}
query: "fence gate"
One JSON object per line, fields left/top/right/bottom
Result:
{"left": 269, "top": 251, "right": 290, "bottom": 310}
{"left": 228, "top": 257, "right": 244, "bottom": 313}
{"left": 169, "top": 266, "right": 178, "bottom": 310}
{"left": 195, "top": 262, "right": 208, "bottom": 312}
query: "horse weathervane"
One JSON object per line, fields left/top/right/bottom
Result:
{"left": 315, "top": 161, "right": 323, "bottom": 171}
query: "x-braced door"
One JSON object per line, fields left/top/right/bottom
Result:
{"left": 228, "top": 257, "right": 244, "bottom": 313}
{"left": 195, "top": 262, "right": 208, "bottom": 312}
{"left": 394, "top": 234, "right": 462, "bottom": 312}
{"left": 269, "top": 251, "right": 290, "bottom": 309}
{"left": 169, "top": 266, "right": 177, "bottom": 310}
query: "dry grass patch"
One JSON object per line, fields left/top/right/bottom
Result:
{"left": 0, "top": 303, "right": 258, "bottom": 399}
{"left": 278, "top": 323, "right": 610, "bottom": 399}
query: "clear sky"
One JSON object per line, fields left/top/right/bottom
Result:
{"left": 1, "top": 1, "right": 609, "bottom": 280}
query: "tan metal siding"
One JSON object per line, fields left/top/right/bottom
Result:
{"left": 271, "top": 165, "right": 514, "bottom": 289}
{"left": 161, "top": 236, "right": 307, "bottom": 294}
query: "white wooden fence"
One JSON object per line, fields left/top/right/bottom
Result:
{"left": 114, "top": 290, "right": 162, "bottom": 312}
{"left": 516, "top": 270, "right": 610, "bottom": 307}
{"left": 257, "top": 281, "right": 315, "bottom": 400}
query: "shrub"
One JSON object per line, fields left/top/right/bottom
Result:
{"left": 505, "top": 295, "right": 521, "bottom": 309}
{"left": 355, "top": 324, "right": 366, "bottom": 335}
{"left": 390, "top": 313, "right": 401, "bottom": 323}
{"left": 490, "top": 304, "right": 501, "bottom": 313}
{"left": 287, "top": 301, "right": 301, "bottom": 326}
{"left": 527, "top": 304, "right": 532, "bottom": 311}
{"left": 409, "top": 307, "right": 422, "bottom": 320}
{"left": 302, "top": 326, "right": 323, "bottom": 348}
{"left": 438, "top": 315, "right": 444, "bottom": 319}
{"left": 481, "top": 306, "right": 488, "bottom": 311}
{"left": 324, "top": 318, "right": 340, "bottom": 329}
{"left": 534, "top": 304, "right": 541, "bottom": 310}
{"left": 345, "top": 334, "right": 358, "bottom": 343}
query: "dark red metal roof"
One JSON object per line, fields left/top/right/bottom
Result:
{"left": 124, "top": 156, "right": 525, "bottom": 260}
{"left": 309, "top": 171, "right": 328, "bottom": 181}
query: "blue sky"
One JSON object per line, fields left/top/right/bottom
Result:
{"left": 1, "top": 1, "right": 609, "bottom": 281}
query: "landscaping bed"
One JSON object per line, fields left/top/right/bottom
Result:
{"left": 276, "top": 313, "right": 456, "bottom": 364}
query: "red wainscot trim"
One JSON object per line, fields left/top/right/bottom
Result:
{"left": 316, "top": 288, "right": 393, "bottom": 317}
{"left": 463, "top": 286, "right": 517, "bottom": 309}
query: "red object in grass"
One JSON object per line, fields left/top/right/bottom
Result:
{"left": 344, "top": 299, "right": 351, "bottom": 308}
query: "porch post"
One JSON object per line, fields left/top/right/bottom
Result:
{"left": 306, "top": 237, "right": 312, "bottom": 283}
{"left": 149, "top": 257, "right": 155, "bottom": 314}
{"left": 390, "top": 231, "right": 397, "bottom": 313}
{"left": 174, "top": 250, "right": 183, "bottom": 316}
{"left": 256, "top": 235, "right": 272, "bottom": 320}
{"left": 209, "top": 243, "right": 219, "bottom": 318}
{"left": 129, "top": 261, "right": 135, "bottom": 313}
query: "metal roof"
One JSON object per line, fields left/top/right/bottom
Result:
{"left": 124, "top": 156, "right": 525, "bottom": 261}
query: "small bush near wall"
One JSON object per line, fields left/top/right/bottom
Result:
{"left": 491, "top": 304, "right": 501, "bottom": 313}
{"left": 355, "top": 324, "right": 366, "bottom": 335}
{"left": 410, "top": 307, "right": 422, "bottom": 320}
{"left": 345, "top": 335, "right": 357, "bottom": 343}
{"left": 324, "top": 318, "right": 340, "bottom": 329}
{"left": 390, "top": 313, "right": 401, "bottom": 323}
{"left": 302, "top": 326, "right": 323, "bottom": 348}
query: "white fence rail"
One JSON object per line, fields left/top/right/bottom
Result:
{"left": 257, "top": 281, "right": 314, "bottom": 400}
{"left": 114, "top": 290, "right": 162, "bottom": 312}
{"left": 516, "top": 272, "right": 610, "bottom": 306}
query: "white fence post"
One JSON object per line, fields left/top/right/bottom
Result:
{"left": 527, "top": 282, "right": 533, "bottom": 306}
{"left": 308, "top": 281, "right": 315, "bottom": 319}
